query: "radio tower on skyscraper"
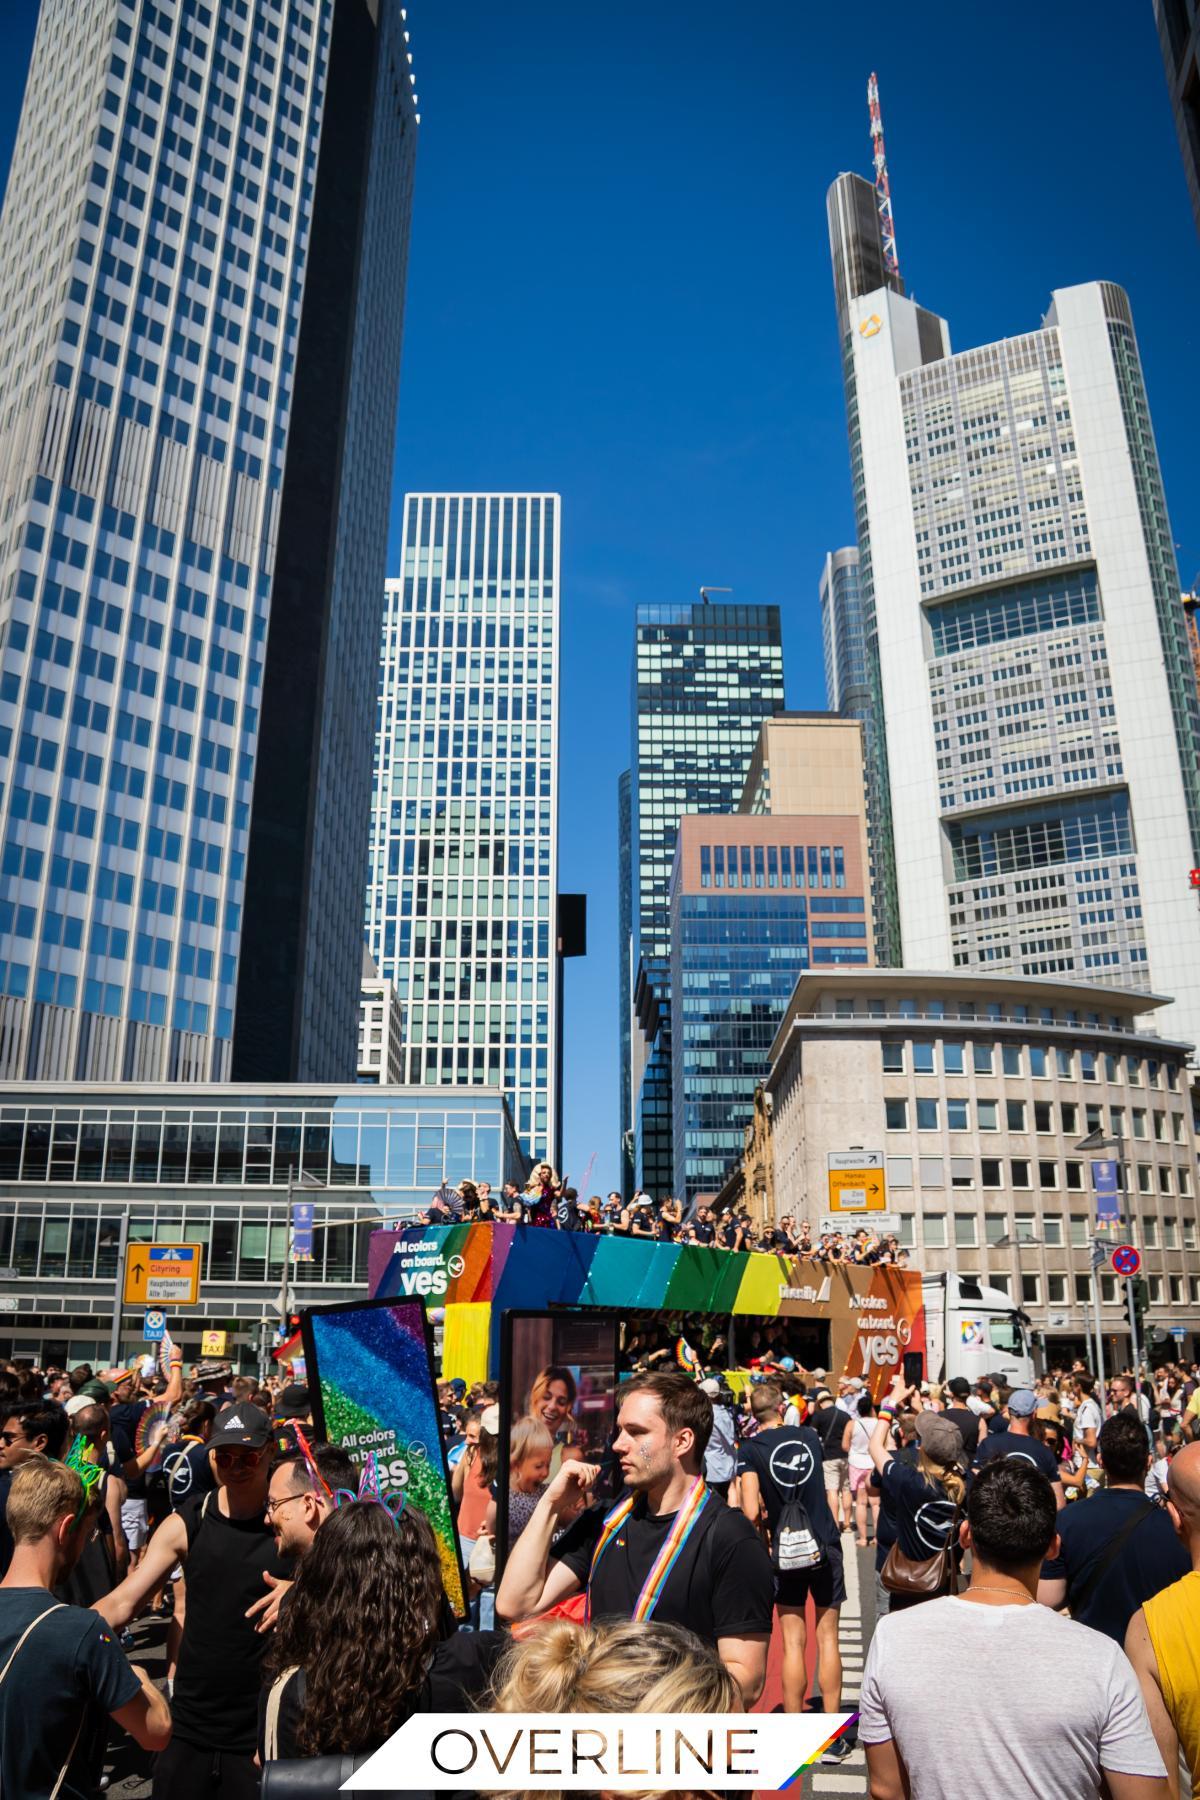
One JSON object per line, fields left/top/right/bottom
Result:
{"left": 867, "top": 72, "right": 901, "bottom": 282}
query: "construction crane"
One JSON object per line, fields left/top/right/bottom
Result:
{"left": 699, "top": 586, "right": 731, "bottom": 606}
{"left": 867, "top": 71, "right": 900, "bottom": 283}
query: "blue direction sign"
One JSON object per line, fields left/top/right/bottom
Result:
{"left": 1111, "top": 1243, "right": 1141, "bottom": 1277}
{"left": 291, "top": 1201, "right": 315, "bottom": 1260}
{"left": 1091, "top": 1159, "right": 1121, "bottom": 1224}
{"left": 143, "top": 1309, "right": 166, "bottom": 1342}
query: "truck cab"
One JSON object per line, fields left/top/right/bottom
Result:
{"left": 922, "top": 1271, "right": 1035, "bottom": 1389}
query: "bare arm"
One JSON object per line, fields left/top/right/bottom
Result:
{"left": 716, "top": 1633, "right": 769, "bottom": 1710}
{"left": 1051, "top": 1477, "right": 1066, "bottom": 1512}
{"left": 93, "top": 1512, "right": 188, "bottom": 1629}
{"left": 105, "top": 1475, "right": 129, "bottom": 1582}
{"left": 1037, "top": 1575, "right": 1067, "bottom": 1610}
{"left": 495, "top": 1461, "right": 596, "bottom": 1622}
{"left": 739, "top": 1469, "right": 763, "bottom": 1534}
{"left": 451, "top": 1445, "right": 471, "bottom": 1505}
{"left": 110, "top": 1664, "right": 172, "bottom": 1753}
{"left": 1100, "top": 1776, "right": 1170, "bottom": 1800}
{"left": 865, "top": 1739, "right": 911, "bottom": 1800}
{"left": 1125, "top": 1610, "right": 1180, "bottom": 1800}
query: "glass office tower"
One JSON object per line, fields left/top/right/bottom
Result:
{"left": 629, "top": 602, "right": 784, "bottom": 1197}
{"left": 617, "top": 767, "right": 634, "bottom": 1200}
{"left": 0, "top": 0, "right": 417, "bottom": 1086}
{"left": 831, "top": 162, "right": 1200, "bottom": 1047}
{"left": 364, "top": 495, "right": 561, "bottom": 1165}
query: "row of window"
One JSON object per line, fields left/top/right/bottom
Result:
{"left": 885, "top": 1089, "right": 1187, "bottom": 1143}
{"left": 881, "top": 1037, "right": 1179, "bottom": 1088}
{"left": 698, "top": 843, "right": 849, "bottom": 891}
{"left": 884, "top": 1149, "right": 1193, "bottom": 1196}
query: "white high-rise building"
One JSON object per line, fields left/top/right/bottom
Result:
{"left": 364, "top": 495, "right": 561, "bottom": 1164}
{"left": 828, "top": 172, "right": 1200, "bottom": 1045}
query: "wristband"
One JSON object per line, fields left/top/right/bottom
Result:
{"left": 879, "top": 1404, "right": 896, "bottom": 1420}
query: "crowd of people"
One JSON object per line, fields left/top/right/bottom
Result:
{"left": 418, "top": 1168, "right": 910, "bottom": 1264}
{"left": 2, "top": 1335, "right": 1200, "bottom": 1798}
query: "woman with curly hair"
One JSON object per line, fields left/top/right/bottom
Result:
{"left": 259, "top": 1500, "right": 503, "bottom": 1762}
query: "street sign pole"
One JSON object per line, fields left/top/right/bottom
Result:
{"left": 1125, "top": 1275, "right": 1148, "bottom": 1430}
{"left": 108, "top": 1211, "right": 129, "bottom": 1368}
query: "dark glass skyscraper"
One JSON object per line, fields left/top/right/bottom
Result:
{"left": 628, "top": 603, "right": 784, "bottom": 1197}
{"left": 0, "top": 0, "right": 417, "bottom": 1086}
{"left": 617, "top": 767, "right": 634, "bottom": 1199}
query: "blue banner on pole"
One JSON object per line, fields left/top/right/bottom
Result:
{"left": 292, "top": 1200, "right": 315, "bottom": 1260}
{"left": 1092, "top": 1159, "right": 1120, "bottom": 1224}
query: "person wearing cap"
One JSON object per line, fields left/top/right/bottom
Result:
{"left": 273, "top": 1383, "right": 312, "bottom": 1426}
{"left": 809, "top": 1387, "right": 854, "bottom": 1536}
{"left": 700, "top": 1377, "right": 738, "bottom": 1499}
{"left": 867, "top": 1377, "right": 968, "bottom": 1612}
{"left": 107, "top": 1349, "right": 184, "bottom": 1566}
{"left": 942, "top": 1377, "right": 983, "bottom": 1458}
{"left": 974, "top": 1389, "right": 1065, "bottom": 1508}
{"left": 96, "top": 1402, "right": 289, "bottom": 1799}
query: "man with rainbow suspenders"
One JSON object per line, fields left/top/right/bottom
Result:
{"left": 497, "top": 1370, "right": 774, "bottom": 1705}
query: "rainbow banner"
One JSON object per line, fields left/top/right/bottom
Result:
{"left": 300, "top": 1296, "right": 466, "bottom": 1618}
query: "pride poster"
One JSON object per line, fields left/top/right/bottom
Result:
{"left": 301, "top": 1296, "right": 466, "bottom": 1618}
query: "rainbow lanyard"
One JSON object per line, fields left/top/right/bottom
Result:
{"left": 585, "top": 1476, "right": 710, "bottom": 1622}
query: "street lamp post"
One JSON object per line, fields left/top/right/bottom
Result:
{"left": 1075, "top": 1131, "right": 1122, "bottom": 1415}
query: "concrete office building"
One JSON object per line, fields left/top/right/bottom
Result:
{"left": 628, "top": 602, "right": 784, "bottom": 1197}
{"left": 0, "top": 0, "right": 418, "bottom": 1088}
{"left": 768, "top": 969, "right": 1199, "bottom": 1365}
{"left": 1154, "top": 0, "right": 1200, "bottom": 234}
{"left": 364, "top": 496, "right": 561, "bottom": 1164}
{"left": 828, "top": 168, "right": 1200, "bottom": 1047}
{"left": 357, "top": 948, "right": 403, "bottom": 1084}
{"left": 669, "top": 803, "right": 872, "bottom": 1207}
{"left": 0, "top": 1080, "right": 524, "bottom": 1369}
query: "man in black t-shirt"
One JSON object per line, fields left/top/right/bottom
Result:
{"left": 496, "top": 1370, "right": 773, "bottom": 1704}
{"left": 942, "top": 1377, "right": 982, "bottom": 1458}
{"left": 738, "top": 1385, "right": 846, "bottom": 1747}
{"left": 974, "top": 1389, "right": 1065, "bottom": 1506}
{"left": 97, "top": 1402, "right": 290, "bottom": 1800}
{"left": 0, "top": 1456, "right": 170, "bottom": 1793}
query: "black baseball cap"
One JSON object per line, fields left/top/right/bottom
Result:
{"left": 209, "top": 1402, "right": 272, "bottom": 1450}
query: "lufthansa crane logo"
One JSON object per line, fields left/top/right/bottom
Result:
{"left": 859, "top": 314, "right": 882, "bottom": 339}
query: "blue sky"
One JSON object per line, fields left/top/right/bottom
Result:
{"left": 1, "top": 4, "right": 1198, "bottom": 1189}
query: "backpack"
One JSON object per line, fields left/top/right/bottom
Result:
{"left": 772, "top": 1494, "right": 824, "bottom": 1572}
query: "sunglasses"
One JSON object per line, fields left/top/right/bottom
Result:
{"left": 0, "top": 1431, "right": 25, "bottom": 1447}
{"left": 214, "top": 1446, "right": 266, "bottom": 1467}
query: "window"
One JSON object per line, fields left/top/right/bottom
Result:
{"left": 1148, "top": 1276, "right": 1164, "bottom": 1304}
{"left": 1169, "top": 1275, "right": 1183, "bottom": 1304}
{"left": 913, "top": 1041, "right": 936, "bottom": 1074}
{"left": 1065, "top": 1161, "right": 1083, "bottom": 1190}
{"left": 1034, "top": 1100, "right": 1053, "bottom": 1133}
{"left": 1057, "top": 1049, "right": 1074, "bottom": 1079}
{"left": 1074, "top": 1273, "right": 1092, "bottom": 1302}
{"left": 951, "top": 1157, "right": 974, "bottom": 1188}
{"left": 954, "top": 1212, "right": 978, "bottom": 1246}
{"left": 977, "top": 1100, "right": 999, "bottom": 1131}
{"left": 1081, "top": 1051, "right": 1096, "bottom": 1082}
{"left": 1110, "top": 1108, "right": 1125, "bottom": 1137}
{"left": 1069, "top": 1214, "right": 1088, "bottom": 1246}
{"left": 1132, "top": 1109, "right": 1147, "bottom": 1139}
{"left": 882, "top": 1042, "right": 905, "bottom": 1073}
{"left": 1060, "top": 1103, "right": 1078, "bottom": 1135}
{"left": 1006, "top": 1099, "right": 1027, "bottom": 1132}
{"left": 1179, "top": 1167, "right": 1192, "bottom": 1196}
{"left": 1038, "top": 1160, "right": 1059, "bottom": 1190}
{"left": 1138, "top": 1163, "right": 1153, "bottom": 1194}
{"left": 981, "top": 1157, "right": 1003, "bottom": 1187}
{"left": 1029, "top": 1045, "right": 1048, "bottom": 1078}
{"left": 895, "top": 1214, "right": 916, "bottom": 1247}
{"left": 923, "top": 1213, "right": 947, "bottom": 1247}
{"left": 973, "top": 1043, "right": 994, "bottom": 1074}
{"left": 887, "top": 1156, "right": 913, "bottom": 1187}
{"left": 1002, "top": 1045, "right": 1023, "bottom": 1076}
{"left": 1172, "top": 1112, "right": 1185, "bottom": 1144}
{"left": 1047, "top": 1274, "right": 1067, "bottom": 1304}
{"left": 1100, "top": 1275, "right": 1118, "bottom": 1305}
{"left": 1191, "top": 1276, "right": 1200, "bottom": 1304}
{"left": 1011, "top": 1159, "right": 1031, "bottom": 1188}
{"left": 943, "top": 1042, "right": 965, "bottom": 1074}
{"left": 1042, "top": 1214, "right": 1063, "bottom": 1246}
{"left": 1152, "top": 1109, "right": 1166, "bottom": 1142}
{"left": 1159, "top": 1165, "right": 1173, "bottom": 1195}
{"left": 919, "top": 1157, "right": 945, "bottom": 1188}
{"left": 1021, "top": 1274, "right": 1041, "bottom": 1302}
{"left": 1184, "top": 1218, "right": 1197, "bottom": 1249}
{"left": 985, "top": 1214, "right": 1008, "bottom": 1243}
{"left": 885, "top": 1098, "right": 908, "bottom": 1131}
{"left": 989, "top": 1272, "right": 1012, "bottom": 1296}
{"left": 1105, "top": 1053, "right": 1121, "bottom": 1083}
{"left": 1014, "top": 1212, "right": 1036, "bottom": 1240}
{"left": 1142, "top": 1217, "right": 1159, "bottom": 1248}
{"left": 916, "top": 1098, "right": 939, "bottom": 1130}
{"left": 1127, "top": 1056, "right": 1141, "bottom": 1085}
{"left": 947, "top": 1098, "right": 970, "bottom": 1131}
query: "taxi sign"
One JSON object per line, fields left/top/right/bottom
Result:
{"left": 1111, "top": 1243, "right": 1141, "bottom": 1278}
{"left": 124, "top": 1243, "right": 203, "bottom": 1306}
{"left": 201, "top": 1329, "right": 228, "bottom": 1357}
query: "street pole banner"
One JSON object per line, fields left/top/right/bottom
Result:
{"left": 345, "top": 1711, "right": 859, "bottom": 1790}
{"left": 291, "top": 1201, "right": 315, "bottom": 1260}
{"left": 1091, "top": 1159, "right": 1121, "bottom": 1224}
{"left": 300, "top": 1295, "right": 466, "bottom": 1618}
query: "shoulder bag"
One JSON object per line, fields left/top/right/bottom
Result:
{"left": 880, "top": 1493, "right": 962, "bottom": 1599}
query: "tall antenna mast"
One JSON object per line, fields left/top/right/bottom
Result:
{"left": 867, "top": 71, "right": 901, "bottom": 283}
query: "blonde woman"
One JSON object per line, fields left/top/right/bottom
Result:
{"left": 488, "top": 1618, "right": 739, "bottom": 1800}
{"left": 520, "top": 1162, "right": 561, "bottom": 1229}
{"left": 526, "top": 1364, "right": 581, "bottom": 1477}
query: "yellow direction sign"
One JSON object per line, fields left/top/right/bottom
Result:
{"left": 124, "top": 1243, "right": 203, "bottom": 1306}
{"left": 827, "top": 1168, "right": 888, "bottom": 1213}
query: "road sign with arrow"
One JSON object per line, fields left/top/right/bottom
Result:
{"left": 827, "top": 1151, "right": 888, "bottom": 1213}
{"left": 123, "top": 1243, "right": 203, "bottom": 1306}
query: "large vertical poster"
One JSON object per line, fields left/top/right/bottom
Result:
{"left": 301, "top": 1295, "right": 466, "bottom": 1618}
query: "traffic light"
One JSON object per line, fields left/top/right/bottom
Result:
{"left": 1124, "top": 1277, "right": 1149, "bottom": 1338}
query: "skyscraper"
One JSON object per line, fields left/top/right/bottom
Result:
{"left": 820, "top": 548, "right": 868, "bottom": 718}
{"left": 617, "top": 767, "right": 634, "bottom": 1200}
{"left": 0, "top": 0, "right": 417, "bottom": 1084}
{"left": 364, "top": 495, "right": 561, "bottom": 1165}
{"left": 830, "top": 171, "right": 1200, "bottom": 1043}
{"left": 1153, "top": 0, "right": 1200, "bottom": 235}
{"left": 629, "top": 602, "right": 784, "bottom": 1196}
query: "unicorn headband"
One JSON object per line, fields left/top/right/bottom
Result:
{"left": 287, "top": 1422, "right": 333, "bottom": 1500}
{"left": 332, "top": 1450, "right": 408, "bottom": 1524}
{"left": 63, "top": 1436, "right": 105, "bottom": 1528}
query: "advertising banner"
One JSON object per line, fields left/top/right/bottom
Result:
{"left": 301, "top": 1296, "right": 466, "bottom": 1618}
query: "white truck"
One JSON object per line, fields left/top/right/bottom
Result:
{"left": 921, "top": 1271, "right": 1035, "bottom": 1388}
